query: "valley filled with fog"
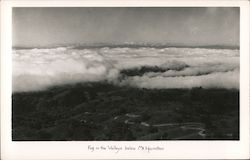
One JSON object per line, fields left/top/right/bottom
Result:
{"left": 12, "top": 46, "right": 239, "bottom": 92}
{"left": 12, "top": 46, "right": 239, "bottom": 140}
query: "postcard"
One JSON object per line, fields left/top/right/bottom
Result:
{"left": 1, "top": 0, "right": 249, "bottom": 159}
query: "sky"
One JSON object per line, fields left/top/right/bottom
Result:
{"left": 12, "top": 7, "right": 239, "bottom": 47}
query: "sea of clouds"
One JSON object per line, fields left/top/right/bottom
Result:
{"left": 12, "top": 47, "right": 239, "bottom": 92}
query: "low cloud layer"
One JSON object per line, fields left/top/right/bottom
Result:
{"left": 12, "top": 47, "right": 239, "bottom": 92}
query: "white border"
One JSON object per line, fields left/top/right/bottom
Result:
{"left": 1, "top": 0, "right": 249, "bottom": 159}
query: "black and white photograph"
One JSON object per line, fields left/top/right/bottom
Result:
{"left": 11, "top": 7, "right": 240, "bottom": 141}
{"left": 1, "top": 0, "right": 250, "bottom": 159}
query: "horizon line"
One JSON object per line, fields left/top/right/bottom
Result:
{"left": 12, "top": 43, "right": 240, "bottom": 50}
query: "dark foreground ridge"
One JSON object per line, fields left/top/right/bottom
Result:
{"left": 12, "top": 82, "right": 239, "bottom": 140}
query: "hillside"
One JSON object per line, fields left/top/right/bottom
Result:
{"left": 12, "top": 82, "right": 239, "bottom": 140}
